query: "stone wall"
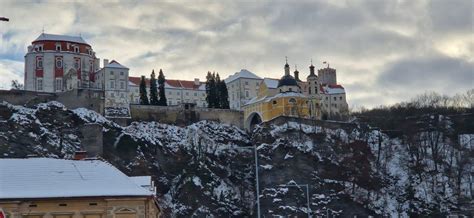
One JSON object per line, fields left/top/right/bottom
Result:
{"left": 0, "top": 89, "right": 104, "bottom": 113}
{"left": 130, "top": 104, "right": 244, "bottom": 128}
{"left": 79, "top": 123, "right": 103, "bottom": 157}
{"left": 264, "top": 116, "right": 359, "bottom": 131}
{"left": 0, "top": 90, "right": 56, "bottom": 106}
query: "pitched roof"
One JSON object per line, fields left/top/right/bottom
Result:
{"left": 224, "top": 69, "right": 262, "bottom": 83}
{"left": 129, "top": 77, "right": 205, "bottom": 90}
{"left": 105, "top": 60, "right": 129, "bottom": 69}
{"left": 263, "top": 78, "right": 279, "bottom": 89}
{"left": 0, "top": 158, "right": 153, "bottom": 199}
{"left": 33, "top": 33, "right": 89, "bottom": 45}
{"left": 322, "top": 84, "right": 345, "bottom": 94}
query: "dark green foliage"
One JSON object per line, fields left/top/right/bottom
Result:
{"left": 205, "top": 72, "right": 229, "bottom": 109}
{"left": 139, "top": 75, "right": 149, "bottom": 105}
{"left": 205, "top": 72, "right": 217, "bottom": 108}
{"left": 158, "top": 69, "right": 167, "bottom": 106}
{"left": 216, "top": 73, "right": 229, "bottom": 109}
{"left": 149, "top": 70, "right": 159, "bottom": 105}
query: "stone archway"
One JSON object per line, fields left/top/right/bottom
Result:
{"left": 245, "top": 112, "right": 263, "bottom": 132}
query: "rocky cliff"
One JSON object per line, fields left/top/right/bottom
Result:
{"left": 0, "top": 101, "right": 472, "bottom": 217}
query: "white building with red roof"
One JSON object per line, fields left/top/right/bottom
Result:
{"left": 24, "top": 33, "right": 99, "bottom": 93}
{"left": 128, "top": 77, "right": 208, "bottom": 107}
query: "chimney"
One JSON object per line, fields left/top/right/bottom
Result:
{"left": 73, "top": 151, "right": 87, "bottom": 160}
{"left": 194, "top": 78, "right": 200, "bottom": 86}
{"left": 103, "top": 59, "right": 109, "bottom": 68}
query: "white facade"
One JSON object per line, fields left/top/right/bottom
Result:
{"left": 224, "top": 69, "right": 263, "bottom": 110}
{"left": 128, "top": 77, "right": 208, "bottom": 107}
{"left": 96, "top": 60, "right": 129, "bottom": 106}
{"left": 24, "top": 33, "right": 98, "bottom": 93}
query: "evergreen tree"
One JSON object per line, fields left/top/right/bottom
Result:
{"left": 149, "top": 70, "right": 159, "bottom": 105}
{"left": 217, "top": 74, "right": 230, "bottom": 109}
{"left": 214, "top": 73, "right": 221, "bottom": 108}
{"left": 139, "top": 75, "right": 149, "bottom": 105}
{"left": 205, "top": 72, "right": 213, "bottom": 108}
{"left": 158, "top": 69, "right": 167, "bottom": 106}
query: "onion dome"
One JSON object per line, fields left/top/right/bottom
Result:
{"left": 277, "top": 74, "right": 299, "bottom": 87}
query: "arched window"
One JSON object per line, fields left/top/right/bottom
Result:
{"left": 289, "top": 98, "right": 296, "bottom": 104}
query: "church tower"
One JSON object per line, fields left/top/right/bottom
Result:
{"left": 277, "top": 57, "right": 300, "bottom": 93}
{"left": 307, "top": 60, "right": 319, "bottom": 97}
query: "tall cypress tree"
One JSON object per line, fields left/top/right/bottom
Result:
{"left": 205, "top": 72, "right": 213, "bottom": 108}
{"left": 215, "top": 73, "right": 221, "bottom": 108}
{"left": 139, "top": 75, "right": 149, "bottom": 105}
{"left": 217, "top": 74, "right": 230, "bottom": 109}
{"left": 149, "top": 70, "right": 159, "bottom": 105}
{"left": 158, "top": 69, "right": 167, "bottom": 106}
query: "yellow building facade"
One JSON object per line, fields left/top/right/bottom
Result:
{"left": 243, "top": 61, "right": 320, "bottom": 131}
{"left": 0, "top": 197, "right": 159, "bottom": 218}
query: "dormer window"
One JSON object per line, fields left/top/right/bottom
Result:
{"left": 35, "top": 45, "right": 43, "bottom": 52}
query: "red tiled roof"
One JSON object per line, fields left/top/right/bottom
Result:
{"left": 128, "top": 77, "right": 204, "bottom": 90}
{"left": 328, "top": 84, "right": 344, "bottom": 89}
{"left": 128, "top": 76, "right": 150, "bottom": 86}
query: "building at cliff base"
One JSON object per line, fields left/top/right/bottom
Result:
{"left": 0, "top": 158, "right": 159, "bottom": 217}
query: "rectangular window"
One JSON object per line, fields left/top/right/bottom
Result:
{"left": 340, "top": 96, "right": 343, "bottom": 100}
{"left": 186, "top": 92, "right": 189, "bottom": 96}
{"left": 37, "top": 79, "right": 43, "bottom": 91}
{"left": 245, "top": 91, "right": 249, "bottom": 97}
{"left": 110, "top": 81, "right": 115, "bottom": 89}
{"left": 56, "top": 45, "right": 61, "bottom": 51}
{"left": 194, "top": 92, "right": 197, "bottom": 96}
{"left": 120, "top": 71, "right": 124, "bottom": 76}
{"left": 333, "top": 97, "right": 337, "bottom": 101}
{"left": 55, "top": 79, "right": 62, "bottom": 91}
{"left": 120, "top": 81, "right": 124, "bottom": 89}
{"left": 245, "top": 81, "right": 248, "bottom": 85}
{"left": 74, "top": 47, "right": 79, "bottom": 53}
{"left": 37, "top": 58, "right": 43, "bottom": 69}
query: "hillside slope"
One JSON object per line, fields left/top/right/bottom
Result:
{"left": 0, "top": 101, "right": 472, "bottom": 216}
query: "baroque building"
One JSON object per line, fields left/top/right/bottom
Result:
{"left": 23, "top": 33, "right": 131, "bottom": 118}
{"left": 227, "top": 59, "right": 349, "bottom": 124}
{"left": 242, "top": 61, "right": 312, "bottom": 130}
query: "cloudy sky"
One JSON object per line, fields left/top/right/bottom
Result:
{"left": 0, "top": 0, "right": 472, "bottom": 108}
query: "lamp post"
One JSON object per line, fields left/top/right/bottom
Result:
{"left": 278, "top": 184, "right": 311, "bottom": 217}
{"left": 228, "top": 145, "right": 261, "bottom": 218}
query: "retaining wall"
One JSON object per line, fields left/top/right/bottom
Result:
{"left": 130, "top": 104, "right": 244, "bottom": 128}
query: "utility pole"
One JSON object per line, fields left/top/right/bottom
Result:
{"left": 224, "top": 146, "right": 261, "bottom": 218}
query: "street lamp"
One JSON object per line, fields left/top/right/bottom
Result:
{"left": 278, "top": 184, "right": 311, "bottom": 217}
{"left": 227, "top": 145, "right": 261, "bottom": 218}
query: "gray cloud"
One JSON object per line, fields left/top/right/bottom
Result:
{"left": 376, "top": 53, "right": 473, "bottom": 98}
{"left": 0, "top": 0, "right": 472, "bottom": 108}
